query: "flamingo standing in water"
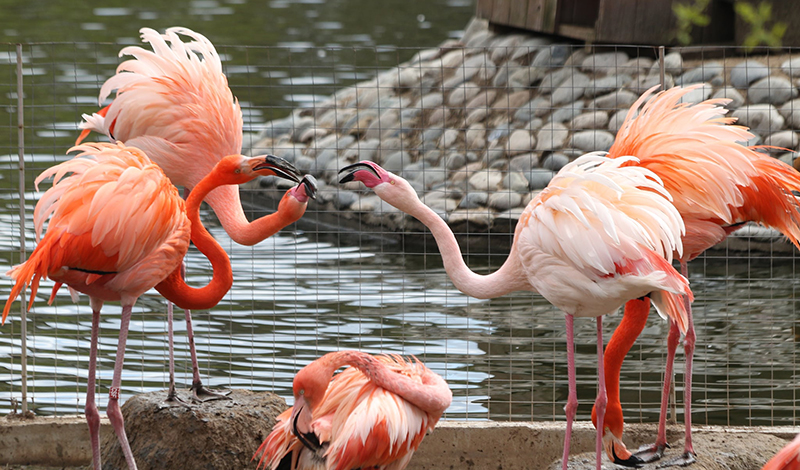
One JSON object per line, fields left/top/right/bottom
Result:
{"left": 3, "top": 142, "right": 302, "bottom": 470}
{"left": 77, "top": 27, "right": 317, "bottom": 401}
{"left": 762, "top": 434, "right": 800, "bottom": 470}
{"left": 589, "top": 86, "right": 800, "bottom": 467}
{"left": 253, "top": 351, "right": 452, "bottom": 470}
{"left": 339, "top": 153, "right": 693, "bottom": 470}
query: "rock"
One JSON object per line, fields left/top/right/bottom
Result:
{"left": 676, "top": 61, "right": 723, "bottom": 85}
{"left": 580, "top": 52, "right": 629, "bottom": 73}
{"left": 515, "top": 97, "right": 552, "bottom": 122}
{"left": 628, "top": 73, "right": 674, "bottom": 94}
{"left": 448, "top": 82, "right": 481, "bottom": 107}
{"left": 487, "top": 121, "right": 513, "bottom": 142}
{"left": 588, "top": 89, "right": 638, "bottom": 111}
{"left": 711, "top": 87, "right": 745, "bottom": 110}
{"left": 490, "top": 35, "right": 525, "bottom": 63}
{"left": 101, "top": 390, "right": 286, "bottom": 470}
{"left": 466, "top": 125, "right": 487, "bottom": 150}
{"left": 510, "top": 37, "right": 552, "bottom": 62}
{"left": 507, "top": 129, "right": 536, "bottom": 155}
{"left": 422, "top": 127, "right": 444, "bottom": 144}
{"left": 621, "top": 57, "right": 654, "bottom": 75}
{"left": 607, "top": 110, "right": 627, "bottom": 133}
{"left": 677, "top": 83, "right": 713, "bottom": 104}
{"left": 549, "top": 101, "right": 585, "bottom": 123}
{"left": 459, "top": 191, "right": 489, "bottom": 208}
{"left": 364, "top": 109, "right": 399, "bottom": 140}
{"left": 439, "top": 129, "right": 460, "bottom": 149}
{"left": 539, "top": 68, "right": 573, "bottom": 94}
{"left": 731, "top": 60, "right": 770, "bottom": 89}
{"left": 536, "top": 122, "right": 569, "bottom": 151}
{"left": 488, "top": 191, "right": 523, "bottom": 210}
{"left": 466, "top": 108, "right": 489, "bottom": 126}
{"left": 469, "top": 169, "right": 504, "bottom": 191}
{"left": 661, "top": 51, "right": 683, "bottom": 75}
{"left": 526, "top": 168, "right": 555, "bottom": 189}
{"left": 552, "top": 73, "right": 590, "bottom": 105}
{"left": 382, "top": 150, "right": 413, "bottom": 173}
{"left": 445, "top": 152, "right": 467, "bottom": 170}
{"left": 466, "top": 90, "right": 497, "bottom": 110}
{"left": 493, "top": 90, "right": 531, "bottom": 111}
{"left": 732, "top": 104, "right": 785, "bottom": 135}
{"left": 531, "top": 45, "right": 571, "bottom": 70}
{"left": 747, "top": 76, "right": 798, "bottom": 105}
{"left": 503, "top": 171, "right": 531, "bottom": 192}
{"left": 570, "top": 130, "right": 615, "bottom": 152}
{"left": 782, "top": 57, "right": 800, "bottom": 77}
{"left": 418, "top": 92, "right": 444, "bottom": 110}
{"left": 763, "top": 130, "right": 799, "bottom": 150}
{"left": 509, "top": 152, "right": 541, "bottom": 172}
{"left": 779, "top": 98, "right": 800, "bottom": 128}
{"left": 584, "top": 74, "right": 633, "bottom": 98}
{"left": 426, "top": 108, "right": 451, "bottom": 127}
{"left": 542, "top": 153, "right": 570, "bottom": 171}
{"left": 570, "top": 111, "right": 609, "bottom": 130}
{"left": 448, "top": 208, "right": 493, "bottom": 227}
{"left": 332, "top": 189, "right": 359, "bottom": 209}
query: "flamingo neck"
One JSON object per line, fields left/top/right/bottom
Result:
{"left": 322, "top": 351, "right": 451, "bottom": 416}
{"left": 204, "top": 184, "right": 304, "bottom": 246}
{"left": 155, "top": 175, "right": 233, "bottom": 310}
{"left": 605, "top": 298, "right": 650, "bottom": 402}
{"left": 404, "top": 197, "right": 527, "bottom": 299}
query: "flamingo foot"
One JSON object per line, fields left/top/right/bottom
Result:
{"left": 633, "top": 443, "right": 669, "bottom": 463}
{"left": 191, "top": 381, "right": 232, "bottom": 403}
{"left": 657, "top": 451, "right": 696, "bottom": 468}
{"left": 611, "top": 443, "right": 645, "bottom": 468}
{"left": 158, "top": 385, "right": 191, "bottom": 409}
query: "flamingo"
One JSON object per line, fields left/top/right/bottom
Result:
{"left": 339, "top": 153, "right": 693, "bottom": 470}
{"left": 588, "top": 86, "right": 800, "bottom": 467}
{"left": 3, "top": 142, "right": 303, "bottom": 470}
{"left": 762, "top": 434, "right": 800, "bottom": 470}
{"left": 76, "top": 26, "right": 317, "bottom": 401}
{"left": 252, "top": 351, "right": 452, "bottom": 470}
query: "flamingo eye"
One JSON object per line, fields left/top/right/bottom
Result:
{"left": 299, "top": 389, "right": 304, "bottom": 395}
{"left": 235, "top": 168, "right": 241, "bottom": 174}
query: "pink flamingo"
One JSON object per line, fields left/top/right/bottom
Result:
{"left": 339, "top": 152, "right": 693, "bottom": 470}
{"left": 762, "top": 434, "right": 800, "bottom": 470}
{"left": 589, "top": 86, "right": 800, "bottom": 467}
{"left": 3, "top": 142, "right": 303, "bottom": 470}
{"left": 77, "top": 27, "right": 316, "bottom": 401}
{"left": 253, "top": 351, "right": 452, "bottom": 470}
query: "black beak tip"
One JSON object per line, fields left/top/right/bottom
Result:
{"left": 301, "top": 175, "right": 318, "bottom": 200}
{"left": 612, "top": 444, "right": 644, "bottom": 468}
{"left": 338, "top": 172, "right": 356, "bottom": 184}
{"left": 258, "top": 154, "right": 301, "bottom": 183}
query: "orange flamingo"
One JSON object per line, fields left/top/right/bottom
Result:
{"left": 77, "top": 27, "right": 316, "bottom": 401}
{"left": 253, "top": 351, "right": 452, "bottom": 470}
{"left": 3, "top": 142, "right": 302, "bottom": 470}
{"left": 762, "top": 434, "right": 800, "bottom": 470}
{"left": 589, "top": 86, "right": 800, "bottom": 467}
{"left": 339, "top": 153, "right": 693, "bottom": 470}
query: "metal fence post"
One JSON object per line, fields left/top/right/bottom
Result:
{"left": 16, "top": 43, "right": 29, "bottom": 415}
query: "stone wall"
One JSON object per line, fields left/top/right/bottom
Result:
{"left": 248, "top": 17, "right": 800, "bottom": 250}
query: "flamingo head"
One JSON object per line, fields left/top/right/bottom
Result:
{"left": 338, "top": 161, "right": 420, "bottom": 212}
{"left": 247, "top": 154, "right": 301, "bottom": 183}
{"left": 288, "top": 175, "right": 318, "bottom": 203}
{"left": 591, "top": 402, "right": 643, "bottom": 467}
{"left": 289, "top": 361, "right": 331, "bottom": 451}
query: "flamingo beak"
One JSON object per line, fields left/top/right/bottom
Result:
{"left": 300, "top": 175, "right": 318, "bottom": 200}
{"left": 252, "top": 154, "right": 301, "bottom": 183}
{"left": 338, "top": 161, "right": 380, "bottom": 184}
{"left": 606, "top": 431, "right": 644, "bottom": 467}
{"left": 290, "top": 395, "right": 321, "bottom": 451}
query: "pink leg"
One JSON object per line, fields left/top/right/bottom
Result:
{"left": 86, "top": 303, "right": 102, "bottom": 470}
{"left": 678, "top": 291, "right": 697, "bottom": 463}
{"left": 562, "top": 313, "right": 578, "bottom": 470}
{"left": 106, "top": 304, "right": 138, "bottom": 470}
{"left": 161, "top": 302, "right": 188, "bottom": 406}
{"left": 594, "top": 317, "right": 607, "bottom": 470}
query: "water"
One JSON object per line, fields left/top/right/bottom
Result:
{"left": 0, "top": 0, "right": 799, "bottom": 427}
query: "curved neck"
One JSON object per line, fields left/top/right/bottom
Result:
{"left": 605, "top": 298, "right": 651, "bottom": 404}
{"left": 323, "top": 351, "right": 451, "bottom": 415}
{"left": 405, "top": 198, "right": 527, "bottom": 299}
{"left": 155, "top": 176, "right": 233, "bottom": 310}
{"left": 204, "top": 184, "right": 304, "bottom": 246}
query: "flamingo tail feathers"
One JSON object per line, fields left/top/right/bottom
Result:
{"left": 743, "top": 157, "right": 800, "bottom": 251}
{"left": 3, "top": 245, "right": 50, "bottom": 324}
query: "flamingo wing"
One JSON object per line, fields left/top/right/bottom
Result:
{"left": 3, "top": 142, "right": 190, "bottom": 321}
{"left": 78, "top": 27, "right": 242, "bottom": 190}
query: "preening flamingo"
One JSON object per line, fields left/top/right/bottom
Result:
{"left": 762, "top": 434, "right": 800, "bottom": 470}
{"left": 3, "top": 142, "right": 302, "bottom": 470}
{"left": 589, "top": 85, "right": 800, "bottom": 467}
{"left": 339, "top": 154, "right": 693, "bottom": 470}
{"left": 77, "top": 26, "right": 317, "bottom": 401}
{"left": 253, "top": 351, "right": 452, "bottom": 470}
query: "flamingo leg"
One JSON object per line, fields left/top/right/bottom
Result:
{"left": 183, "top": 304, "right": 231, "bottom": 402}
{"left": 106, "top": 303, "right": 138, "bottom": 470}
{"left": 595, "top": 317, "right": 607, "bottom": 470}
{"left": 562, "top": 313, "right": 578, "bottom": 470}
{"left": 161, "top": 301, "right": 189, "bottom": 407}
{"left": 86, "top": 303, "right": 102, "bottom": 470}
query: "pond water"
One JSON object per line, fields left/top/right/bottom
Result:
{"left": 0, "top": 0, "right": 799, "bottom": 427}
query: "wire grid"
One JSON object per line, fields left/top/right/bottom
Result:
{"left": 0, "top": 40, "right": 799, "bottom": 426}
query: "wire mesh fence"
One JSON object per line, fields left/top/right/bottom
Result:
{"left": 1, "top": 35, "right": 800, "bottom": 428}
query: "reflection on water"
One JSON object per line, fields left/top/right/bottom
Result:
{"left": 0, "top": 0, "right": 798, "bottom": 427}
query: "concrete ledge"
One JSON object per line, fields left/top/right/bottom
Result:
{"left": 2, "top": 415, "right": 797, "bottom": 468}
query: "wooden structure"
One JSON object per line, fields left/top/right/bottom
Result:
{"left": 476, "top": 0, "right": 790, "bottom": 46}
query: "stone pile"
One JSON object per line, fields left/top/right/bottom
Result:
{"left": 249, "top": 17, "right": 800, "bottom": 235}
